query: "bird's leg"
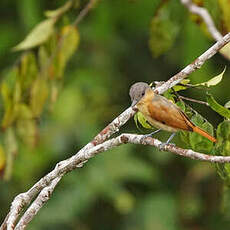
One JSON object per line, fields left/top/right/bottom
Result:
{"left": 159, "top": 133, "right": 176, "bottom": 150}
{"left": 143, "top": 129, "right": 162, "bottom": 138}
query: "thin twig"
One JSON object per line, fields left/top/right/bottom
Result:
{"left": 73, "top": 0, "right": 97, "bottom": 26}
{"left": 178, "top": 95, "right": 209, "bottom": 106}
{"left": 180, "top": 0, "right": 222, "bottom": 41}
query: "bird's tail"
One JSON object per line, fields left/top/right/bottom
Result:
{"left": 193, "top": 126, "right": 216, "bottom": 143}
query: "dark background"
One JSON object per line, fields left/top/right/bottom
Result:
{"left": 0, "top": 0, "right": 230, "bottom": 229}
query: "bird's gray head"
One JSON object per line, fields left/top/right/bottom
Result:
{"left": 129, "top": 82, "right": 151, "bottom": 107}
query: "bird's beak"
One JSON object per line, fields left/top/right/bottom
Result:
{"left": 131, "top": 100, "right": 138, "bottom": 107}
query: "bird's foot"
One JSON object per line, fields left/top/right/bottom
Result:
{"left": 159, "top": 133, "right": 176, "bottom": 151}
{"left": 142, "top": 129, "right": 162, "bottom": 139}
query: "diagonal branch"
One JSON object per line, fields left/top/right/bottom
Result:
{"left": 2, "top": 30, "right": 230, "bottom": 230}
{"left": 14, "top": 177, "right": 62, "bottom": 230}
{"left": 73, "top": 0, "right": 97, "bottom": 26}
{"left": 5, "top": 131, "right": 230, "bottom": 229}
{"left": 1, "top": 107, "right": 137, "bottom": 230}
{"left": 178, "top": 95, "right": 209, "bottom": 106}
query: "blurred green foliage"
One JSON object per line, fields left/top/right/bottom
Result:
{"left": 1, "top": 0, "right": 230, "bottom": 229}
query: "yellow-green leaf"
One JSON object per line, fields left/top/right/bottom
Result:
{"left": 174, "top": 79, "right": 190, "bottom": 91}
{"left": 5, "top": 128, "right": 18, "bottom": 156}
{"left": 1, "top": 82, "right": 16, "bottom": 129}
{"left": 17, "top": 118, "right": 37, "bottom": 147}
{"left": 38, "top": 46, "right": 49, "bottom": 72}
{"left": 218, "top": 0, "right": 230, "bottom": 31}
{"left": 15, "top": 104, "right": 33, "bottom": 120}
{"left": 50, "top": 81, "right": 60, "bottom": 108}
{"left": 13, "top": 81, "right": 21, "bottom": 104}
{"left": 30, "top": 78, "right": 49, "bottom": 117}
{"left": 3, "top": 128, "right": 18, "bottom": 180}
{"left": 19, "top": 52, "right": 38, "bottom": 90}
{"left": 1, "top": 105, "right": 15, "bottom": 130}
{"left": 45, "top": 1, "right": 73, "bottom": 18}
{"left": 195, "top": 67, "right": 226, "bottom": 87}
{"left": 173, "top": 85, "right": 187, "bottom": 92}
{"left": 13, "top": 18, "right": 56, "bottom": 51}
{"left": 220, "top": 43, "right": 230, "bottom": 60}
{"left": 54, "top": 25, "right": 80, "bottom": 78}
{"left": 0, "top": 145, "right": 6, "bottom": 171}
{"left": 1, "top": 82, "right": 11, "bottom": 107}
{"left": 181, "top": 79, "right": 190, "bottom": 85}
{"left": 225, "top": 101, "right": 230, "bottom": 109}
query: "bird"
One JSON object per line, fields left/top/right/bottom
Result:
{"left": 129, "top": 82, "right": 216, "bottom": 144}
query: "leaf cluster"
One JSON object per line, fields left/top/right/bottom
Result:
{"left": 0, "top": 1, "right": 80, "bottom": 179}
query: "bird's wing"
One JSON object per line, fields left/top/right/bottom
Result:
{"left": 147, "top": 95, "right": 194, "bottom": 131}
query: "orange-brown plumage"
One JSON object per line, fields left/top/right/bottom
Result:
{"left": 129, "top": 82, "right": 216, "bottom": 143}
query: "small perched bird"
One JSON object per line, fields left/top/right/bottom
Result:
{"left": 129, "top": 82, "right": 216, "bottom": 143}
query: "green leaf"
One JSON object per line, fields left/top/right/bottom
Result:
{"left": 45, "top": 1, "right": 73, "bottom": 18}
{"left": 163, "top": 89, "right": 176, "bottom": 101}
{"left": 173, "top": 79, "right": 190, "bottom": 92}
{"left": 206, "top": 93, "right": 230, "bottom": 119}
{"left": 149, "top": 4, "right": 179, "bottom": 57}
{"left": 189, "top": 114, "right": 214, "bottom": 153}
{"left": 179, "top": 130, "right": 190, "bottom": 146}
{"left": 176, "top": 100, "right": 186, "bottom": 111}
{"left": 13, "top": 18, "right": 56, "bottom": 51}
{"left": 134, "top": 111, "right": 153, "bottom": 130}
{"left": 215, "top": 121, "right": 230, "bottom": 183}
{"left": 217, "top": 121, "right": 230, "bottom": 145}
{"left": 194, "top": 67, "right": 226, "bottom": 87}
